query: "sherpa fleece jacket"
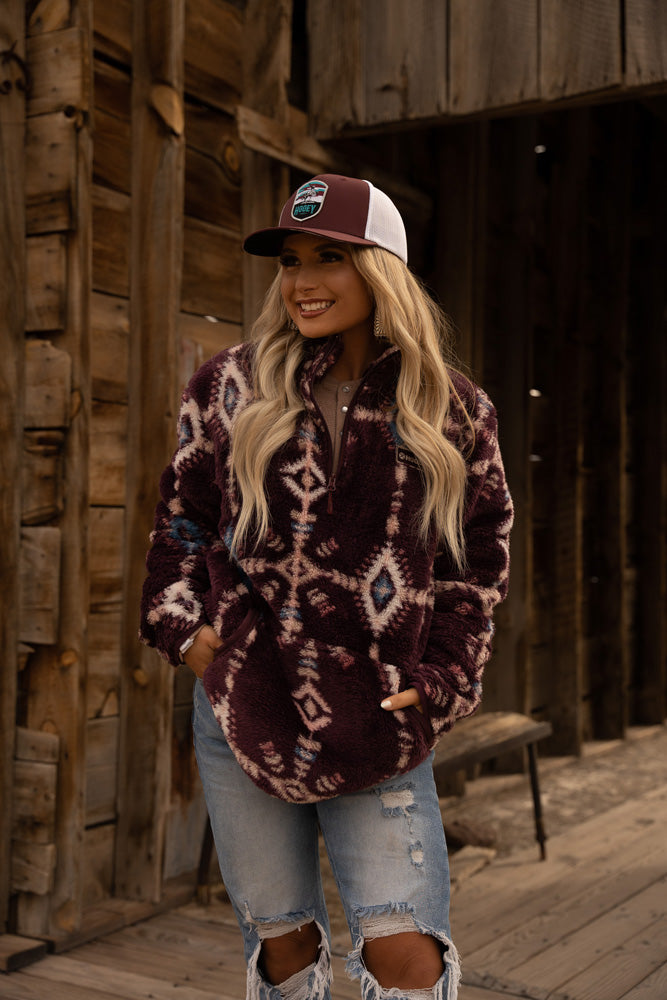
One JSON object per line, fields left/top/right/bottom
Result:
{"left": 140, "top": 336, "right": 513, "bottom": 803}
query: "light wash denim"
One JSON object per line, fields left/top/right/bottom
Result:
{"left": 193, "top": 678, "right": 460, "bottom": 1000}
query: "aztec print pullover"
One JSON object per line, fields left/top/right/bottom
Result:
{"left": 140, "top": 337, "right": 513, "bottom": 803}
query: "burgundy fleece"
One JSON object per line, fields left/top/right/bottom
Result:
{"left": 140, "top": 337, "right": 513, "bottom": 802}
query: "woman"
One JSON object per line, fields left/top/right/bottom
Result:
{"left": 140, "top": 174, "right": 513, "bottom": 1000}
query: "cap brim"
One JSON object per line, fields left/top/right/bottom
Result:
{"left": 242, "top": 226, "right": 377, "bottom": 257}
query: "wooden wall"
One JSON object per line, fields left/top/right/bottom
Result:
{"left": 3, "top": 0, "right": 666, "bottom": 950}
{"left": 4, "top": 0, "right": 245, "bottom": 944}
{"left": 308, "top": 0, "right": 667, "bottom": 137}
{"left": 427, "top": 102, "right": 667, "bottom": 753}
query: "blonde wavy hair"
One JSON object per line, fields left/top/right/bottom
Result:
{"left": 230, "top": 245, "right": 474, "bottom": 568}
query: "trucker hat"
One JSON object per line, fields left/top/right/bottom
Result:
{"left": 242, "top": 174, "right": 408, "bottom": 264}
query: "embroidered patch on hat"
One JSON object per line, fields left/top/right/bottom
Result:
{"left": 291, "top": 180, "right": 328, "bottom": 221}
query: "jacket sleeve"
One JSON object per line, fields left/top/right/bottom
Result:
{"left": 408, "top": 388, "right": 514, "bottom": 738}
{"left": 139, "top": 368, "right": 242, "bottom": 666}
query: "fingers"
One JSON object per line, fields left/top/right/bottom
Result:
{"left": 184, "top": 625, "right": 222, "bottom": 678}
{"left": 380, "top": 687, "right": 422, "bottom": 713}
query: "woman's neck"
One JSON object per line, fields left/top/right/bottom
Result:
{"left": 328, "top": 333, "right": 384, "bottom": 381}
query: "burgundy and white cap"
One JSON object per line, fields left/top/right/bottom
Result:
{"left": 243, "top": 174, "right": 408, "bottom": 264}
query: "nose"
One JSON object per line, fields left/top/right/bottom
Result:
{"left": 294, "top": 261, "right": 319, "bottom": 292}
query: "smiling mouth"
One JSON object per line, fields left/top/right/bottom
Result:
{"left": 298, "top": 300, "right": 334, "bottom": 316}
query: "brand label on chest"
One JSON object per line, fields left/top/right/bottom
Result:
{"left": 396, "top": 446, "right": 421, "bottom": 469}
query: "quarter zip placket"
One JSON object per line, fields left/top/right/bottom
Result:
{"left": 305, "top": 339, "right": 399, "bottom": 516}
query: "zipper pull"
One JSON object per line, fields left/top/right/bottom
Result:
{"left": 327, "top": 476, "right": 336, "bottom": 514}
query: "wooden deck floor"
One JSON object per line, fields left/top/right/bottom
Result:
{"left": 0, "top": 783, "right": 665, "bottom": 1000}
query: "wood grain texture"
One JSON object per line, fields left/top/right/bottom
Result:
{"left": 0, "top": 3, "right": 27, "bottom": 929}
{"left": 116, "top": 0, "right": 185, "bottom": 903}
{"left": 362, "top": 0, "right": 447, "bottom": 124}
{"left": 540, "top": 0, "right": 622, "bottom": 100}
{"left": 450, "top": 0, "right": 537, "bottom": 113}
{"left": 625, "top": 0, "right": 667, "bottom": 85}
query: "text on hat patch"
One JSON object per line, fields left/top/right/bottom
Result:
{"left": 292, "top": 180, "right": 328, "bottom": 221}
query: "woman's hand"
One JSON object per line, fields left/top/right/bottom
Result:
{"left": 380, "top": 687, "right": 423, "bottom": 714}
{"left": 184, "top": 625, "right": 222, "bottom": 678}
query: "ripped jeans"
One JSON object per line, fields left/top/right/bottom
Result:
{"left": 193, "top": 679, "right": 460, "bottom": 1000}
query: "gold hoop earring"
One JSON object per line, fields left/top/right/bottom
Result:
{"left": 373, "top": 313, "right": 383, "bottom": 339}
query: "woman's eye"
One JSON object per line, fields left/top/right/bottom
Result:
{"left": 279, "top": 255, "right": 299, "bottom": 267}
{"left": 321, "top": 252, "right": 343, "bottom": 263}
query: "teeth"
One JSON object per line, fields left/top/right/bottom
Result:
{"left": 300, "top": 301, "right": 332, "bottom": 312}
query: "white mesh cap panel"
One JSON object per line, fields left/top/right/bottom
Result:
{"left": 364, "top": 181, "right": 408, "bottom": 263}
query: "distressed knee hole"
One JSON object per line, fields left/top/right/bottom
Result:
{"left": 346, "top": 904, "right": 462, "bottom": 999}
{"left": 244, "top": 910, "right": 331, "bottom": 1000}
{"left": 377, "top": 781, "right": 417, "bottom": 818}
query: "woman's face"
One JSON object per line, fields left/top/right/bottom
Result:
{"left": 279, "top": 233, "right": 373, "bottom": 342}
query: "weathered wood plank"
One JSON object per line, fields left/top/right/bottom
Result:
{"left": 85, "top": 718, "right": 119, "bottom": 826}
{"left": 308, "top": 0, "right": 363, "bottom": 138}
{"left": 19, "top": 526, "right": 61, "bottom": 645}
{"left": 91, "top": 293, "right": 129, "bottom": 404}
{"left": 516, "top": 881, "right": 667, "bottom": 998}
{"left": 89, "top": 401, "right": 127, "bottom": 506}
{"left": 242, "top": 0, "right": 290, "bottom": 122}
{"left": 449, "top": 0, "right": 537, "bottom": 113}
{"left": 626, "top": 0, "right": 667, "bottom": 86}
{"left": 0, "top": 973, "right": 127, "bottom": 999}
{"left": 12, "top": 760, "right": 57, "bottom": 844}
{"left": 179, "top": 314, "right": 241, "bottom": 385}
{"left": 452, "top": 786, "right": 667, "bottom": 948}
{"left": 21, "top": 954, "right": 224, "bottom": 999}
{"left": 362, "top": 0, "right": 447, "bottom": 123}
{"left": 188, "top": 133, "right": 243, "bottom": 231}
{"left": 10, "top": 841, "right": 57, "bottom": 895}
{"left": 87, "top": 609, "right": 121, "bottom": 719}
{"left": 92, "top": 185, "right": 130, "bottom": 297}
{"left": 26, "top": 26, "right": 89, "bottom": 117}
{"left": 26, "top": 235, "right": 68, "bottom": 331}
{"left": 241, "top": 150, "right": 289, "bottom": 334}
{"left": 22, "top": 429, "right": 65, "bottom": 525}
{"left": 0, "top": 934, "right": 48, "bottom": 973}
{"left": 14, "top": 727, "right": 59, "bottom": 764}
{"left": 465, "top": 834, "right": 666, "bottom": 974}
{"left": 27, "top": 0, "right": 71, "bottom": 36}
{"left": 0, "top": 0, "right": 26, "bottom": 928}
{"left": 93, "top": 0, "right": 131, "bottom": 63}
{"left": 540, "top": 0, "right": 622, "bottom": 100}
{"left": 25, "top": 112, "right": 77, "bottom": 234}
{"left": 184, "top": 0, "right": 242, "bottom": 113}
{"left": 82, "top": 824, "right": 115, "bottom": 909}
{"left": 89, "top": 507, "right": 124, "bottom": 612}
{"left": 24, "top": 338, "right": 71, "bottom": 428}
{"left": 236, "top": 103, "right": 335, "bottom": 174}
{"left": 181, "top": 217, "right": 242, "bottom": 321}
{"left": 116, "top": 0, "right": 185, "bottom": 904}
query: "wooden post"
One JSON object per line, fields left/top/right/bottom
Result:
{"left": 0, "top": 0, "right": 25, "bottom": 932}
{"left": 16, "top": 0, "right": 93, "bottom": 938}
{"left": 585, "top": 104, "right": 632, "bottom": 739}
{"left": 116, "top": 0, "right": 185, "bottom": 901}
{"left": 241, "top": 0, "right": 291, "bottom": 333}
{"left": 479, "top": 117, "right": 538, "bottom": 718}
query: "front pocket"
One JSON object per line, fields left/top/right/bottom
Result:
{"left": 203, "top": 623, "right": 436, "bottom": 803}
{"left": 217, "top": 606, "right": 261, "bottom": 653}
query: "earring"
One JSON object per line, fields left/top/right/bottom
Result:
{"left": 287, "top": 318, "right": 298, "bottom": 331}
{"left": 373, "top": 312, "right": 383, "bottom": 339}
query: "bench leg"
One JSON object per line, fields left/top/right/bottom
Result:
{"left": 527, "top": 743, "right": 548, "bottom": 860}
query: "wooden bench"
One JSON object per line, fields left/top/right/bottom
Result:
{"left": 432, "top": 711, "right": 553, "bottom": 859}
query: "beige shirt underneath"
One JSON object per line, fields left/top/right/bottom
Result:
{"left": 311, "top": 374, "right": 363, "bottom": 470}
